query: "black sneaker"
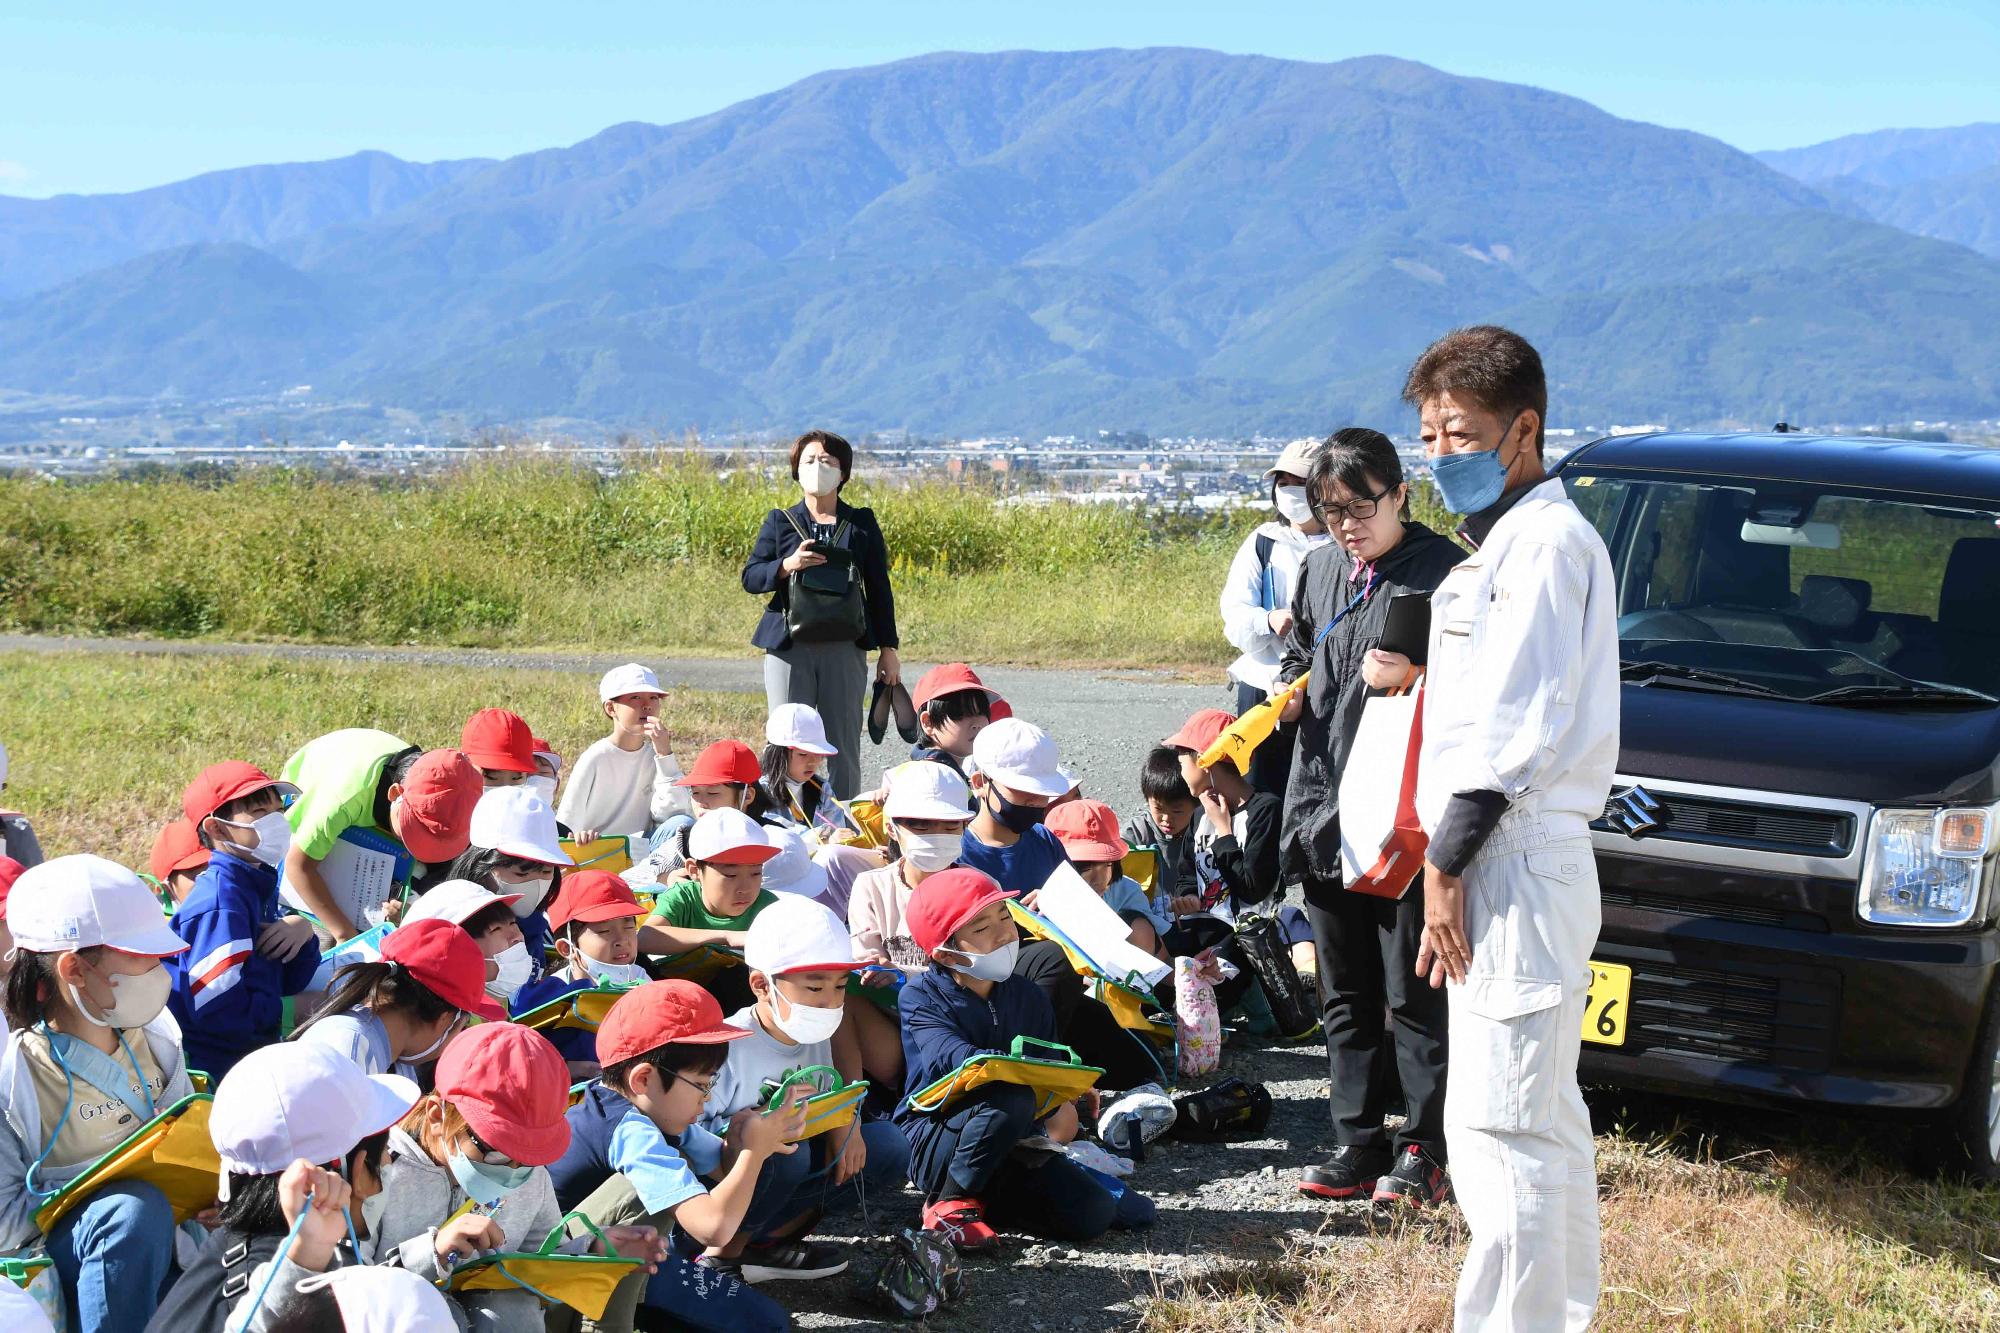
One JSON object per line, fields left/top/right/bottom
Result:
{"left": 1372, "top": 1145, "right": 1450, "bottom": 1208}
{"left": 738, "top": 1239, "right": 850, "bottom": 1283}
{"left": 1298, "top": 1144, "right": 1392, "bottom": 1200}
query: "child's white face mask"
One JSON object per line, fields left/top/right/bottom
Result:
{"left": 765, "top": 976, "right": 845, "bottom": 1045}
{"left": 895, "top": 828, "right": 962, "bottom": 874}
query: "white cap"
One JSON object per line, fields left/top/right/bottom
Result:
{"left": 404, "top": 878, "right": 520, "bottom": 927}
{"left": 6, "top": 854, "right": 188, "bottom": 958}
{"left": 598, "top": 662, "right": 666, "bottom": 703}
{"left": 970, "top": 719, "right": 1071, "bottom": 799}
{"left": 765, "top": 703, "right": 838, "bottom": 756}
{"left": 882, "top": 760, "right": 974, "bottom": 822}
{"left": 468, "top": 787, "right": 573, "bottom": 867}
{"left": 685, "top": 807, "right": 779, "bottom": 864}
{"left": 0, "top": 1269, "right": 53, "bottom": 1333}
{"left": 297, "top": 1266, "right": 456, "bottom": 1333}
{"left": 744, "top": 894, "right": 858, "bottom": 975}
{"left": 1264, "top": 437, "right": 1325, "bottom": 481}
{"left": 760, "top": 827, "right": 830, "bottom": 899}
{"left": 211, "top": 1042, "right": 418, "bottom": 1182}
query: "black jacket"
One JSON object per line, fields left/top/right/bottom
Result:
{"left": 742, "top": 499, "right": 900, "bottom": 653}
{"left": 1278, "top": 524, "right": 1466, "bottom": 900}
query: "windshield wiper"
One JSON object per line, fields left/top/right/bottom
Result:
{"left": 1804, "top": 682, "right": 1999, "bottom": 707}
{"left": 1619, "top": 660, "right": 1791, "bottom": 699}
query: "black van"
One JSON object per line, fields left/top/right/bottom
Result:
{"left": 1551, "top": 432, "right": 2000, "bottom": 1172}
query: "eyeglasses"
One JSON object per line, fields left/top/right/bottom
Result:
{"left": 671, "top": 1070, "right": 718, "bottom": 1099}
{"left": 464, "top": 1128, "right": 516, "bottom": 1167}
{"left": 1318, "top": 486, "right": 1394, "bottom": 522}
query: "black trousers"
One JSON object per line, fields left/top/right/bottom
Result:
{"left": 1235, "top": 680, "right": 1296, "bottom": 802}
{"left": 1305, "top": 879, "right": 1449, "bottom": 1159}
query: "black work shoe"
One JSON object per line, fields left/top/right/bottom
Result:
{"left": 1298, "top": 1144, "right": 1392, "bottom": 1200}
{"left": 1371, "top": 1144, "right": 1450, "bottom": 1208}
{"left": 738, "top": 1239, "right": 850, "bottom": 1283}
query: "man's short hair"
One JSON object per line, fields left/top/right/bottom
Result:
{"left": 1402, "top": 326, "right": 1547, "bottom": 451}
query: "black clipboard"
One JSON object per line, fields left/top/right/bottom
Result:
{"left": 1377, "top": 592, "right": 1432, "bottom": 664}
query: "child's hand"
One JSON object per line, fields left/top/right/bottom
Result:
{"left": 730, "top": 1094, "right": 806, "bottom": 1158}
{"left": 573, "top": 828, "right": 600, "bottom": 846}
{"left": 1278, "top": 690, "right": 1305, "bottom": 724}
{"left": 598, "top": 1224, "right": 670, "bottom": 1271}
{"left": 257, "top": 916, "right": 315, "bottom": 963}
{"left": 380, "top": 898, "right": 406, "bottom": 926}
{"left": 643, "top": 717, "right": 674, "bottom": 756}
{"left": 1169, "top": 894, "right": 1202, "bottom": 917}
{"left": 436, "top": 1213, "right": 507, "bottom": 1266}
{"left": 276, "top": 1160, "right": 352, "bottom": 1270}
{"left": 831, "top": 1125, "right": 868, "bottom": 1186}
{"left": 719, "top": 930, "right": 750, "bottom": 950}
{"left": 1020, "top": 889, "right": 1042, "bottom": 913}
{"left": 1197, "top": 787, "right": 1233, "bottom": 828}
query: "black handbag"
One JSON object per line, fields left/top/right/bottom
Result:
{"left": 779, "top": 508, "right": 868, "bottom": 644}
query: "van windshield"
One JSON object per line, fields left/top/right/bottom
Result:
{"left": 1562, "top": 471, "right": 2000, "bottom": 704}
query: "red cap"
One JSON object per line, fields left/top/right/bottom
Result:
{"left": 595, "top": 980, "right": 750, "bottom": 1066}
{"left": 907, "top": 867, "right": 1014, "bottom": 956}
{"left": 989, "top": 698, "right": 1014, "bottom": 722}
{"left": 1163, "top": 708, "right": 1237, "bottom": 755}
{"left": 394, "top": 750, "right": 483, "bottom": 863}
{"left": 461, "top": 709, "right": 536, "bottom": 775}
{"left": 1044, "top": 799, "right": 1131, "bottom": 863}
{"left": 434, "top": 1023, "right": 572, "bottom": 1165}
{"left": 676, "top": 740, "right": 762, "bottom": 788}
{"left": 148, "top": 819, "right": 210, "bottom": 883}
{"left": 911, "top": 663, "right": 1003, "bottom": 712}
{"left": 547, "top": 870, "right": 646, "bottom": 929}
{"left": 380, "top": 917, "right": 506, "bottom": 1021}
{"left": 0, "top": 856, "right": 25, "bottom": 918}
{"left": 181, "top": 761, "right": 299, "bottom": 825}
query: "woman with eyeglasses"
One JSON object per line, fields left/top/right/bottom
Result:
{"left": 1218, "top": 439, "right": 1334, "bottom": 799}
{"left": 1275, "top": 427, "right": 1467, "bottom": 1210}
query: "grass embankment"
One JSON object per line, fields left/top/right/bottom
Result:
{"left": 0, "top": 649, "right": 766, "bottom": 870}
{"left": 0, "top": 457, "right": 1394, "bottom": 669}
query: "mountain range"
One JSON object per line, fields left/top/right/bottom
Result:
{"left": 2, "top": 48, "right": 1998, "bottom": 434}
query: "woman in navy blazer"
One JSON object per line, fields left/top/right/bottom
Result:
{"left": 742, "top": 429, "right": 901, "bottom": 797}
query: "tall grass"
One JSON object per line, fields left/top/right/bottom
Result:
{"left": 0, "top": 456, "right": 1363, "bottom": 666}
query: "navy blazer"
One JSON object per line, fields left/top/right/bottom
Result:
{"left": 742, "top": 498, "right": 900, "bottom": 653}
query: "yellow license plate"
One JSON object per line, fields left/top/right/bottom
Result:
{"left": 1582, "top": 961, "right": 1631, "bottom": 1047}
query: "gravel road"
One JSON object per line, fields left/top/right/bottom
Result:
{"left": 0, "top": 635, "right": 1224, "bottom": 815}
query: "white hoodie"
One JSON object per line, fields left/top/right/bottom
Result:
{"left": 1219, "top": 520, "right": 1332, "bottom": 694}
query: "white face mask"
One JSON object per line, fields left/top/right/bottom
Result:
{"left": 1274, "top": 484, "right": 1315, "bottom": 525}
{"left": 495, "top": 874, "right": 552, "bottom": 919}
{"left": 486, "top": 942, "right": 533, "bottom": 1002}
{"left": 211, "top": 809, "right": 294, "bottom": 869}
{"left": 799, "top": 459, "right": 843, "bottom": 498}
{"left": 944, "top": 938, "right": 1019, "bottom": 983}
{"left": 895, "top": 828, "right": 962, "bottom": 874}
{"left": 577, "top": 951, "right": 649, "bottom": 988}
{"left": 70, "top": 960, "right": 173, "bottom": 1030}
{"left": 525, "top": 775, "right": 558, "bottom": 804}
{"left": 765, "top": 976, "right": 846, "bottom": 1045}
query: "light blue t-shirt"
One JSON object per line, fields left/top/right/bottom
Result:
{"left": 295, "top": 1009, "right": 419, "bottom": 1082}
{"left": 1102, "top": 874, "right": 1171, "bottom": 938}
{"left": 609, "top": 1107, "right": 725, "bottom": 1214}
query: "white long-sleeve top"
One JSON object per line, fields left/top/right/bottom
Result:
{"left": 556, "top": 738, "right": 691, "bottom": 838}
{"left": 1219, "top": 520, "right": 1331, "bottom": 692}
{"left": 1417, "top": 478, "right": 1621, "bottom": 848}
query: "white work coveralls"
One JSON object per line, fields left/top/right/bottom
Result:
{"left": 1418, "top": 477, "right": 1621, "bottom": 1333}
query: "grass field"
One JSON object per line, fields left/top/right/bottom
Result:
{"left": 0, "top": 457, "right": 1453, "bottom": 670}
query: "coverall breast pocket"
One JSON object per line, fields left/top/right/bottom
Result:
{"left": 1448, "top": 976, "right": 1565, "bottom": 1135}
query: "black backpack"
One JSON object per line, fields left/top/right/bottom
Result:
{"left": 1233, "top": 913, "right": 1321, "bottom": 1042}
{"left": 779, "top": 509, "right": 868, "bottom": 644}
{"left": 1168, "top": 1077, "right": 1275, "bottom": 1142}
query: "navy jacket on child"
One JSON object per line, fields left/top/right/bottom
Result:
{"left": 895, "top": 964, "right": 1056, "bottom": 1125}
{"left": 166, "top": 851, "right": 321, "bottom": 1081}
{"left": 509, "top": 972, "right": 598, "bottom": 1064}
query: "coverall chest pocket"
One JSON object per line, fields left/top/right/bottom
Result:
{"left": 1429, "top": 558, "right": 1492, "bottom": 675}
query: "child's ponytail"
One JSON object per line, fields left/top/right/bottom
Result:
{"left": 291, "top": 959, "right": 455, "bottom": 1038}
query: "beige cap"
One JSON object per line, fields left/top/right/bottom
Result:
{"left": 1263, "top": 437, "right": 1325, "bottom": 482}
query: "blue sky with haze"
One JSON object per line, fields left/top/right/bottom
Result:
{"left": 4, "top": 1, "right": 1995, "bottom": 197}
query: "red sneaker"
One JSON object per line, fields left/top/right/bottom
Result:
{"left": 921, "top": 1197, "right": 1000, "bottom": 1253}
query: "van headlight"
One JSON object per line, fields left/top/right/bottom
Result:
{"left": 1858, "top": 806, "right": 1995, "bottom": 927}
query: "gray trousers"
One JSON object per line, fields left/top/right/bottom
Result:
{"left": 763, "top": 641, "right": 869, "bottom": 798}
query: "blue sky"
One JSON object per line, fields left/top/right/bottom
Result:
{"left": 3, "top": 1, "right": 1996, "bottom": 197}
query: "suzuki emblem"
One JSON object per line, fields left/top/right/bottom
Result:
{"left": 1608, "top": 786, "right": 1665, "bottom": 838}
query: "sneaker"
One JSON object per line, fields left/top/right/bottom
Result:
{"left": 738, "top": 1239, "right": 849, "bottom": 1283}
{"left": 1299, "top": 1144, "right": 1392, "bottom": 1200}
{"left": 694, "top": 1253, "right": 744, "bottom": 1282}
{"left": 921, "top": 1197, "right": 1000, "bottom": 1253}
{"left": 1372, "top": 1145, "right": 1450, "bottom": 1208}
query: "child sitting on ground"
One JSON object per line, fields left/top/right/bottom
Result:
{"left": 897, "top": 868, "right": 1145, "bottom": 1253}
{"left": 0, "top": 856, "right": 194, "bottom": 1333}
{"left": 759, "top": 704, "right": 842, "bottom": 830}
{"left": 165, "top": 762, "right": 320, "bottom": 1082}
{"left": 1044, "top": 799, "right": 1173, "bottom": 960}
{"left": 441, "top": 784, "right": 575, "bottom": 971}
{"left": 147, "top": 819, "right": 208, "bottom": 907}
{"left": 364, "top": 1022, "right": 665, "bottom": 1333}
{"left": 461, "top": 707, "right": 539, "bottom": 790}
{"left": 697, "top": 894, "right": 910, "bottom": 1284}
{"left": 642, "top": 808, "right": 780, "bottom": 1011}
{"left": 908, "top": 664, "right": 1002, "bottom": 768}
{"left": 512, "top": 870, "right": 652, "bottom": 1081}
{"left": 149, "top": 1039, "right": 414, "bottom": 1333}
{"left": 292, "top": 917, "right": 503, "bottom": 1079}
{"left": 847, "top": 762, "right": 976, "bottom": 977}
{"left": 956, "top": 719, "right": 1072, "bottom": 895}
{"left": 558, "top": 664, "right": 693, "bottom": 848}
{"left": 405, "top": 878, "right": 537, "bottom": 1011}
{"left": 1122, "top": 748, "right": 1203, "bottom": 918}
{"left": 547, "top": 981, "right": 805, "bottom": 1333}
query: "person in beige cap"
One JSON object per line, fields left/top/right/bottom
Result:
{"left": 1218, "top": 436, "right": 1334, "bottom": 799}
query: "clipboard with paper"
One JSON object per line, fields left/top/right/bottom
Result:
{"left": 760, "top": 1064, "right": 869, "bottom": 1143}
{"left": 1122, "top": 845, "right": 1161, "bottom": 900}
{"left": 560, "top": 835, "right": 633, "bottom": 875}
{"left": 282, "top": 824, "right": 411, "bottom": 929}
{"left": 906, "top": 1036, "right": 1102, "bottom": 1120}
{"left": 442, "top": 1212, "right": 640, "bottom": 1321}
{"left": 33, "top": 1094, "right": 219, "bottom": 1234}
{"left": 1006, "top": 871, "right": 1176, "bottom": 1055}
{"left": 652, "top": 942, "right": 744, "bottom": 986}
{"left": 514, "top": 986, "right": 635, "bottom": 1036}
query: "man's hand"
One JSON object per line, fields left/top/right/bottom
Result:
{"left": 643, "top": 717, "right": 674, "bottom": 757}
{"left": 832, "top": 1124, "right": 868, "bottom": 1186}
{"left": 1361, "top": 649, "right": 1414, "bottom": 691}
{"left": 257, "top": 916, "right": 315, "bottom": 963}
{"left": 1267, "top": 608, "right": 1295, "bottom": 638}
{"left": 436, "top": 1213, "right": 507, "bottom": 1266}
{"left": 1414, "top": 861, "right": 1471, "bottom": 988}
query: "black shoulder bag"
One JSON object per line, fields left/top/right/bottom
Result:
{"left": 779, "top": 508, "right": 868, "bottom": 644}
